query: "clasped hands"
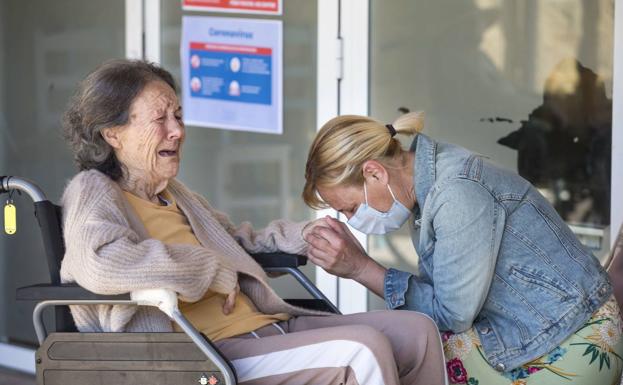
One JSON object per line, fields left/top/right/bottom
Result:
{"left": 221, "top": 216, "right": 376, "bottom": 315}
{"left": 302, "top": 216, "right": 374, "bottom": 280}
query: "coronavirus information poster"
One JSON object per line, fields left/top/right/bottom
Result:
{"left": 181, "top": 16, "right": 283, "bottom": 134}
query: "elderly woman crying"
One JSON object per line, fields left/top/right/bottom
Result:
{"left": 59, "top": 59, "right": 446, "bottom": 385}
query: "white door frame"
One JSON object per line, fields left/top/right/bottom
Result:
{"left": 144, "top": 0, "right": 161, "bottom": 63}
{"left": 314, "top": 0, "right": 341, "bottom": 308}
{"left": 126, "top": 0, "right": 143, "bottom": 59}
{"left": 315, "top": 0, "right": 370, "bottom": 314}
{"left": 335, "top": 0, "right": 370, "bottom": 314}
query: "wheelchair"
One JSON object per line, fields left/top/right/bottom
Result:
{"left": 1, "top": 175, "right": 341, "bottom": 385}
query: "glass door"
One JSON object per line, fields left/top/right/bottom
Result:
{"left": 363, "top": 0, "right": 617, "bottom": 311}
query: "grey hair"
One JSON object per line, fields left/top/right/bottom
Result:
{"left": 62, "top": 59, "right": 177, "bottom": 180}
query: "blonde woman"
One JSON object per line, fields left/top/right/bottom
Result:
{"left": 303, "top": 112, "right": 623, "bottom": 384}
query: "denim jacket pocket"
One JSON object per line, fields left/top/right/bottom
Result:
{"left": 509, "top": 265, "right": 571, "bottom": 300}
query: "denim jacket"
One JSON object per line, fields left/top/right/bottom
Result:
{"left": 384, "top": 134, "right": 611, "bottom": 371}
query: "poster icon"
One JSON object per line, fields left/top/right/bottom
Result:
{"left": 228, "top": 80, "right": 240, "bottom": 96}
{"left": 190, "top": 77, "right": 202, "bottom": 93}
{"left": 230, "top": 57, "right": 241, "bottom": 73}
{"left": 191, "top": 54, "right": 201, "bottom": 69}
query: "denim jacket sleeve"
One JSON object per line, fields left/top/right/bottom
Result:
{"left": 384, "top": 179, "right": 506, "bottom": 332}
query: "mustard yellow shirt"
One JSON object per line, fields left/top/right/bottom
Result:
{"left": 124, "top": 190, "right": 290, "bottom": 341}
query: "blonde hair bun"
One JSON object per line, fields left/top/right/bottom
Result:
{"left": 393, "top": 111, "right": 424, "bottom": 135}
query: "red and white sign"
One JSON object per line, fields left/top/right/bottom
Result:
{"left": 190, "top": 42, "right": 272, "bottom": 55}
{"left": 183, "top": 0, "right": 282, "bottom": 15}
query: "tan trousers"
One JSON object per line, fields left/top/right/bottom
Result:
{"left": 215, "top": 310, "right": 447, "bottom": 385}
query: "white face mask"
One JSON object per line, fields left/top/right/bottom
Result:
{"left": 347, "top": 182, "right": 412, "bottom": 235}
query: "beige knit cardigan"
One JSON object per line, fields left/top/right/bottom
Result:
{"left": 60, "top": 169, "right": 325, "bottom": 333}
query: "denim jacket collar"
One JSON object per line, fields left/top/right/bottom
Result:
{"left": 410, "top": 134, "right": 437, "bottom": 221}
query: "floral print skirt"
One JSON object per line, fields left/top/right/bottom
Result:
{"left": 443, "top": 296, "right": 623, "bottom": 385}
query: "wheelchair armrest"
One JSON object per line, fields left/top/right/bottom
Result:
{"left": 284, "top": 299, "right": 340, "bottom": 313}
{"left": 251, "top": 252, "right": 307, "bottom": 268}
{"left": 16, "top": 283, "right": 131, "bottom": 301}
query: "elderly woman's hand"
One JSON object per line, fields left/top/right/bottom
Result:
{"left": 222, "top": 282, "right": 240, "bottom": 315}
{"left": 301, "top": 217, "right": 331, "bottom": 239}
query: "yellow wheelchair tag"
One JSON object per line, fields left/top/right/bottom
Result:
{"left": 4, "top": 201, "right": 16, "bottom": 234}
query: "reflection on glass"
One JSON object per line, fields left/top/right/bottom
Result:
{"left": 498, "top": 59, "right": 611, "bottom": 229}
{"left": 368, "top": 0, "right": 614, "bottom": 310}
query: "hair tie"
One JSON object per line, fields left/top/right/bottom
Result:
{"left": 385, "top": 124, "right": 397, "bottom": 137}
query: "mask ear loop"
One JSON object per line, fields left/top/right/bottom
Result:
{"left": 387, "top": 184, "right": 398, "bottom": 202}
{"left": 363, "top": 181, "right": 369, "bottom": 204}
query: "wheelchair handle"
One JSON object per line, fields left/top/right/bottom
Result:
{"left": 131, "top": 288, "right": 179, "bottom": 317}
{"left": 0, "top": 175, "right": 47, "bottom": 202}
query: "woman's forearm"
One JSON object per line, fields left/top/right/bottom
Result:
{"left": 354, "top": 257, "right": 387, "bottom": 299}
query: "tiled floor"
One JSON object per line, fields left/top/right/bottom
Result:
{"left": 0, "top": 368, "right": 35, "bottom": 385}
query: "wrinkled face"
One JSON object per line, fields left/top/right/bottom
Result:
{"left": 113, "top": 81, "right": 184, "bottom": 184}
